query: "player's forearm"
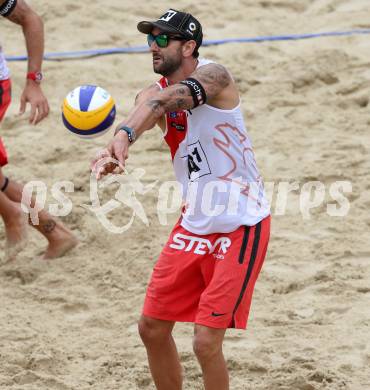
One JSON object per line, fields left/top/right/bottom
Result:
{"left": 123, "top": 100, "right": 163, "bottom": 138}
{"left": 146, "top": 85, "right": 194, "bottom": 116}
{"left": 118, "top": 85, "right": 194, "bottom": 139}
{"left": 114, "top": 102, "right": 157, "bottom": 143}
{"left": 22, "top": 12, "right": 44, "bottom": 72}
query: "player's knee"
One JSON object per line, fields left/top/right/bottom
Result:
{"left": 193, "top": 333, "right": 222, "bottom": 361}
{"left": 138, "top": 316, "right": 172, "bottom": 345}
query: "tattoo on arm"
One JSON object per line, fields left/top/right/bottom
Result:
{"left": 5, "top": 0, "right": 29, "bottom": 24}
{"left": 146, "top": 86, "right": 193, "bottom": 115}
{"left": 192, "top": 64, "right": 231, "bottom": 99}
{"left": 145, "top": 64, "right": 232, "bottom": 116}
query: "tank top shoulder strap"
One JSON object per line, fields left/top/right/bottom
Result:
{"left": 197, "top": 58, "right": 215, "bottom": 69}
{"left": 156, "top": 76, "right": 168, "bottom": 90}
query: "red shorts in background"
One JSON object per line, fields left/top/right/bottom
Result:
{"left": 143, "top": 215, "right": 271, "bottom": 329}
{"left": 0, "top": 78, "right": 12, "bottom": 167}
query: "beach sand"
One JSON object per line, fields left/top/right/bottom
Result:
{"left": 1, "top": 0, "right": 370, "bottom": 389}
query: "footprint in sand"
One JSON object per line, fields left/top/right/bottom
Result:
{"left": 61, "top": 302, "right": 89, "bottom": 315}
{"left": 2, "top": 268, "right": 39, "bottom": 285}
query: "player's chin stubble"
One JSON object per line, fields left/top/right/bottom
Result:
{"left": 153, "top": 52, "right": 182, "bottom": 77}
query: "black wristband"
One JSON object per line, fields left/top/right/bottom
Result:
{"left": 1, "top": 177, "right": 9, "bottom": 192}
{"left": 180, "top": 77, "right": 207, "bottom": 108}
{"left": 0, "top": 0, "right": 17, "bottom": 17}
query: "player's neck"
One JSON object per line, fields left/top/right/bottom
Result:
{"left": 166, "top": 58, "right": 199, "bottom": 85}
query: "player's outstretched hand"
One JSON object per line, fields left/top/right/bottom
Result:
{"left": 19, "top": 81, "right": 49, "bottom": 125}
{"left": 91, "top": 131, "right": 129, "bottom": 180}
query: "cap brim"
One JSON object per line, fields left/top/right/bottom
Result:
{"left": 137, "top": 20, "right": 182, "bottom": 35}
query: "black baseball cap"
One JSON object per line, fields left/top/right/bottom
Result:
{"left": 137, "top": 9, "right": 203, "bottom": 50}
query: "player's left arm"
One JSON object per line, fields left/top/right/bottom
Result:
{"left": 1, "top": 0, "right": 49, "bottom": 124}
{"left": 93, "top": 63, "right": 238, "bottom": 178}
{"left": 148, "top": 63, "right": 239, "bottom": 113}
{"left": 140, "top": 63, "right": 238, "bottom": 122}
{"left": 119, "top": 64, "right": 238, "bottom": 139}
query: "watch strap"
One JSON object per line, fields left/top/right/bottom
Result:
{"left": 117, "top": 125, "right": 136, "bottom": 143}
{"left": 27, "top": 71, "right": 43, "bottom": 83}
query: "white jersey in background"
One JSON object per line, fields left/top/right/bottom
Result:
{"left": 157, "top": 58, "right": 270, "bottom": 235}
{"left": 0, "top": 45, "right": 10, "bottom": 80}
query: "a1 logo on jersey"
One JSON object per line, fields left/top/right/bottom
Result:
{"left": 182, "top": 141, "right": 211, "bottom": 181}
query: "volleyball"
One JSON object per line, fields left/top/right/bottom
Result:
{"left": 62, "top": 85, "right": 116, "bottom": 138}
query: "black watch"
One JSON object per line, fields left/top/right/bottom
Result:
{"left": 117, "top": 125, "right": 136, "bottom": 143}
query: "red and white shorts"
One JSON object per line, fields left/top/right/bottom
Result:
{"left": 143, "top": 215, "right": 271, "bottom": 329}
{"left": 0, "top": 78, "right": 12, "bottom": 167}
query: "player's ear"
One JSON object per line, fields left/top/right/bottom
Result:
{"left": 182, "top": 40, "right": 197, "bottom": 58}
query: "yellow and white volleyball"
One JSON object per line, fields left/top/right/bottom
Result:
{"left": 62, "top": 85, "right": 116, "bottom": 138}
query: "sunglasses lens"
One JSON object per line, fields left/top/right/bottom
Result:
{"left": 147, "top": 34, "right": 155, "bottom": 47}
{"left": 156, "top": 35, "right": 168, "bottom": 48}
{"left": 147, "top": 34, "right": 171, "bottom": 48}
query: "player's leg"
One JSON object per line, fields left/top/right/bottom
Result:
{"left": 0, "top": 171, "right": 78, "bottom": 259}
{"left": 193, "top": 325, "right": 228, "bottom": 390}
{"left": 197, "top": 216, "right": 271, "bottom": 329}
{"left": 0, "top": 79, "right": 27, "bottom": 254}
{"left": 138, "top": 316, "right": 182, "bottom": 390}
{"left": 0, "top": 78, "right": 76, "bottom": 259}
{"left": 194, "top": 216, "right": 271, "bottom": 388}
{"left": 0, "top": 181, "right": 28, "bottom": 252}
{"left": 140, "top": 220, "right": 207, "bottom": 389}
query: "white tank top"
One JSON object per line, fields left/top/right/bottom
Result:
{"left": 0, "top": 45, "right": 10, "bottom": 80}
{"left": 157, "top": 58, "right": 270, "bottom": 234}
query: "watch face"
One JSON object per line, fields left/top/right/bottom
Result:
{"left": 35, "top": 72, "right": 43, "bottom": 82}
{"left": 27, "top": 72, "right": 43, "bottom": 83}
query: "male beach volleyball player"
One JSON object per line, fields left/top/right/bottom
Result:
{"left": 0, "top": 0, "right": 77, "bottom": 259}
{"left": 92, "top": 9, "right": 270, "bottom": 390}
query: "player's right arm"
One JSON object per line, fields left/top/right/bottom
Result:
{"left": 1, "top": 0, "right": 49, "bottom": 124}
{"left": 91, "top": 83, "right": 165, "bottom": 176}
{"left": 122, "top": 83, "right": 166, "bottom": 133}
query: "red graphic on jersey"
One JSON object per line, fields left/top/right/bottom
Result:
{"left": 213, "top": 122, "right": 262, "bottom": 205}
{"left": 158, "top": 77, "right": 188, "bottom": 160}
{"left": 0, "top": 138, "right": 8, "bottom": 167}
{"left": 164, "top": 110, "right": 188, "bottom": 160}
